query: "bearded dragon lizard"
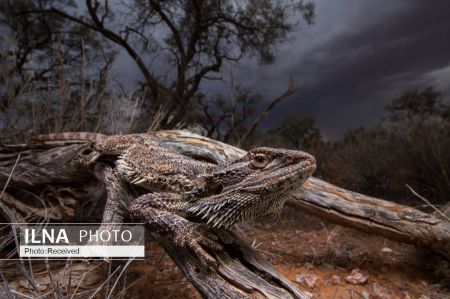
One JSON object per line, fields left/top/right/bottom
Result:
{"left": 34, "top": 133, "right": 317, "bottom": 264}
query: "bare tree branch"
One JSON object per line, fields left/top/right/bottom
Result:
{"left": 241, "top": 80, "right": 299, "bottom": 143}
{"left": 45, "top": 3, "right": 164, "bottom": 99}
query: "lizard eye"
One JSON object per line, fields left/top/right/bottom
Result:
{"left": 251, "top": 154, "right": 269, "bottom": 168}
{"left": 286, "top": 155, "right": 294, "bottom": 163}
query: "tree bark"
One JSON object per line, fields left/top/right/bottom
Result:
{"left": 289, "top": 177, "right": 450, "bottom": 259}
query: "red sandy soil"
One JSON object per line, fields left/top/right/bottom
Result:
{"left": 125, "top": 207, "right": 450, "bottom": 299}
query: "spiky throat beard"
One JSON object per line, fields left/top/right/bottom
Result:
{"left": 187, "top": 184, "right": 299, "bottom": 229}
{"left": 187, "top": 160, "right": 314, "bottom": 229}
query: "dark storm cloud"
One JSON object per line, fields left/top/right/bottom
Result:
{"left": 220, "top": 0, "right": 450, "bottom": 139}
{"left": 113, "top": 0, "right": 450, "bottom": 139}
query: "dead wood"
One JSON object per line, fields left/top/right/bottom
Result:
{"left": 290, "top": 177, "right": 450, "bottom": 259}
{"left": 158, "top": 230, "right": 312, "bottom": 299}
{"left": 0, "top": 130, "right": 449, "bottom": 298}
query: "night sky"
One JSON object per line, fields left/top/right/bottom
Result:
{"left": 115, "top": 1, "right": 450, "bottom": 139}
{"left": 202, "top": 0, "right": 450, "bottom": 139}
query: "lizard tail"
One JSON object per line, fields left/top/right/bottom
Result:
{"left": 32, "top": 132, "right": 107, "bottom": 142}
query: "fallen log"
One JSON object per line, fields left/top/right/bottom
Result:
{"left": 0, "top": 130, "right": 449, "bottom": 298}
{"left": 290, "top": 178, "right": 450, "bottom": 259}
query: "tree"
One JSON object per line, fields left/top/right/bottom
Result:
{"left": 321, "top": 88, "right": 450, "bottom": 203}
{"left": 196, "top": 79, "right": 298, "bottom": 145}
{"left": 384, "top": 87, "right": 450, "bottom": 201}
{"left": 197, "top": 85, "right": 262, "bottom": 142}
{"left": 385, "top": 87, "right": 447, "bottom": 121}
{"left": 0, "top": 0, "right": 116, "bottom": 139}
{"left": 269, "top": 115, "right": 322, "bottom": 149}
{"left": 43, "top": 0, "right": 315, "bottom": 130}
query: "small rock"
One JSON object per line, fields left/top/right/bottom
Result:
{"left": 295, "top": 273, "right": 318, "bottom": 289}
{"left": 331, "top": 274, "right": 341, "bottom": 285}
{"left": 418, "top": 296, "right": 430, "bottom": 299}
{"left": 304, "top": 274, "right": 318, "bottom": 288}
{"left": 381, "top": 247, "right": 393, "bottom": 253}
{"left": 361, "top": 290, "right": 370, "bottom": 299}
{"left": 345, "top": 268, "right": 369, "bottom": 285}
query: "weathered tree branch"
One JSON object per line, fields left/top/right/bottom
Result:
{"left": 158, "top": 230, "right": 312, "bottom": 299}
{"left": 289, "top": 177, "right": 450, "bottom": 259}
{"left": 46, "top": 4, "right": 163, "bottom": 99}
{"left": 0, "top": 130, "right": 449, "bottom": 298}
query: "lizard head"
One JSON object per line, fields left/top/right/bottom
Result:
{"left": 244, "top": 147, "right": 316, "bottom": 187}
{"left": 198, "top": 147, "right": 315, "bottom": 190}
{"left": 188, "top": 147, "right": 316, "bottom": 228}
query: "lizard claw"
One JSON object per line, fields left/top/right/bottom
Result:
{"left": 174, "top": 223, "right": 223, "bottom": 266}
{"left": 72, "top": 147, "right": 100, "bottom": 167}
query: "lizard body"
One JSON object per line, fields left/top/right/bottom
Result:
{"left": 33, "top": 132, "right": 246, "bottom": 195}
{"left": 115, "top": 144, "right": 216, "bottom": 193}
{"left": 35, "top": 132, "right": 317, "bottom": 264}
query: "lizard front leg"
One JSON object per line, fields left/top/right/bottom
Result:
{"left": 94, "top": 163, "right": 132, "bottom": 225}
{"left": 128, "top": 193, "right": 223, "bottom": 266}
{"left": 88, "top": 163, "right": 133, "bottom": 254}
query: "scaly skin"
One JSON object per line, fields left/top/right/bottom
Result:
{"left": 33, "top": 133, "right": 214, "bottom": 193}
{"left": 35, "top": 133, "right": 161, "bottom": 167}
{"left": 115, "top": 144, "right": 216, "bottom": 193}
{"left": 33, "top": 132, "right": 254, "bottom": 195}
{"left": 33, "top": 132, "right": 106, "bottom": 142}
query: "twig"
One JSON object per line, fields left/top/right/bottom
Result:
{"left": 106, "top": 258, "right": 134, "bottom": 299}
{"left": 69, "top": 262, "right": 104, "bottom": 299}
{"left": 0, "top": 273, "right": 15, "bottom": 299}
{"left": 406, "top": 184, "right": 449, "bottom": 221}
{"left": 45, "top": 258, "right": 63, "bottom": 299}
{"left": 0, "top": 154, "right": 20, "bottom": 200}
{"left": 87, "top": 265, "right": 122, "bottom": 299}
